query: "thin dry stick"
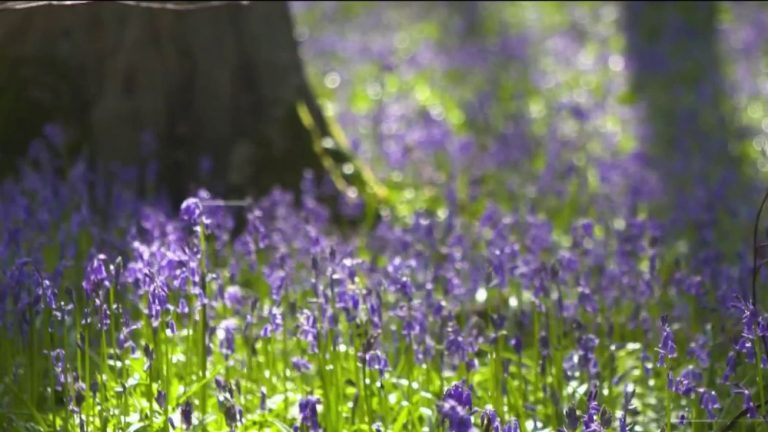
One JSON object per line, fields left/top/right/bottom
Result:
{"left": 751, "top": 188, "right": 768, "bottom": 355}
{"left": 720, "top": 188, "right": 768, "bottom": 432}
{"left": 0, "top": 1, "right": 250, "bottom": 10}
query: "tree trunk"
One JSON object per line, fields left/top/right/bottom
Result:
{"left": 624, "top": 2, "right": 749, "bottom": 242}
{"left": 0, "top": 1, "right": 352, "bottom": 207}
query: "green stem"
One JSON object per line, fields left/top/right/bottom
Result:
{"left": 46, "top": 310, "right": 58, "bottom": 431}
{"left": 532, "top": 305, "right": 541, "bottom": 412}
{"left": 316, "top": 334, "right": 332, "bottom": 430}
{"left": 493, "top": 332, "right": 504, "bottom": 416}
{"left": 665, "top": 361, "right": 672, "bottom": 432}
{"left": 362, "top": 363, "right": 372, "bottom": 428}
{"left": 108, "top": 283, "right": 123, "bottom": 430}
{"left": 84, "top": 309, "right": 92, "bottom": 432}
{"left": 755, "top": 326, "right": 765, "bottom": 412}
{"left": 28, "top": 309, "right": 38, "bottom": 425}
{"left": 148, "top": 326, "right": 155, "bottom": 422}
{"left": 184, "top": 293, "right": 193, "bottom": 395}
{"left": 163, "top": 323, "right": 171, "bottom": 432}
{"left": 282, "top": 309, "right": 290, "bottom": 397}
{"left": 517, "top": 352, "right": 527, "bottom": 432}
{"left": 100, "top": 323, "right": 108, "bottom": 431}
{"left": 198, "top": 224, "right": 209, "bottom": 431}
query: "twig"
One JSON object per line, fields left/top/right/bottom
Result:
{"left": 721, "top": 188, "right": 768, "bottom": 431}
{"left": 0, "top": 1, "right": 251, "bottom": 10}
{"left": 752, "top": 188, "right": 768, "bottom": 308}
{"left": 751, "top": 188, "right": 768, "bottom": 355}
{"left": 719, "top": 402, "right": 767, "bottom": 431}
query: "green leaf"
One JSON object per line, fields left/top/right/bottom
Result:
{"left": 392, "top": 405, "right": 411, "bottom": 432}
{"left": 174, "top": 364, "right": 225, "bottom": 406}
{"left": 267, "top": 417, "right": 294, "bottom": 432}
{"left": 126, "top": 422, "right": 146, "bottom": 432}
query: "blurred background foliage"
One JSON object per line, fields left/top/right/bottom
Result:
{"left": 1, "top": 1, "right": 768, "bottom": 253}
{"left": 292, "top": 1, "right": 768, "bottom": 253}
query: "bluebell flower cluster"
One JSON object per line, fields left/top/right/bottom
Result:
{"left": 2, "top": 2, "right": 768, "bottom": 430}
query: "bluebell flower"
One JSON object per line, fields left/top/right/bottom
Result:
{"left": 292, "top": 357, "right": 313, "bottom": 374}
{"left": 657, "top": 315, "right": 677, "bottom": 367}
{"left": 218, "top": 318, "right": 238, "bottom": 360}
{"left": 260, "top": 307, "right": 283, "bottom": 338}
{"left": 698, "top": 389, "right": 720, "bottom": 420}
{"left": 260, "top": 387, "right": 267, "bottom": 412}
{"left": 50, "top": 348, "right": 66, "bottom": 391}
{"left": 687, "top": 333, "right": 710, "bottom": 368}
{"left": 155, "top": 390, "right": 167, "bottom": 409}
{"left": 671, "top": 366, "right": 702, "bottom": 397}
{"left": 439, "top": 381, "right": 473, "bottom": 432}
{"left": 502, "top": 419, "right": 520, "bottom": 432}
{"left": 365, "top": 350, "right": 389, "bottom": 378}
{"left": 180, "top": 197, "right": 203, "bottom": 226}
{"left": 480, "top": 407, "right": 501, "bottom": 432}
{"left": 722, "top": 350, "right": 737, "bottom": 383}
{"left": 583, "top": 401, "right": 604, "bottom": 432}
{"left": 577, "top": 334, "right": 599, "bottom": 377}
{"left": 577, "top": 286, "right": 598, "bottom": 314}
{"left": 224, "top": 285, "right": 245, "bottom": 311}
{"left": 298, "top": 309, "right": 318, "bottom": 353}
{"left": 83, "top": 254, "right": 109, "bottom": 300}
{"left": 298, "top": 396, "right": 321, "bottom": 432}
{"left": 733, "top": 385, "right": 758, "bottom": 419}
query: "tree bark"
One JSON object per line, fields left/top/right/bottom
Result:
{"left": 0, "top": 1, "right": 348, "bottom": 207}
{"left": 624, "top": 2, "right": 749, "bottom": 240}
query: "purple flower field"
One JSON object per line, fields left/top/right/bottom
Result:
{"left": 3, "top": 2, "right": 768, "bottom": 431}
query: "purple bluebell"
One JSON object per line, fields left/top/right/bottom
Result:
{"left": 671, "top": 366, "right": 702, "bottom": 397}
{"left": 178, "top": 298, "right": 189, "bottom": 315}
{"left": 224, "top": 285, "right": 245, "bottom": 311}
{"left": 83, "top": 254, "right": 109, "bottom": 300}
{"left": 577, "top": 285, "right": 598, "bottom": 314}
{"left": 50, "top": 349, "right": 66, "bottom": 390}
{"left": 577, "top": 334, "right": 599, "bottom": 377}
{"left": 439, "top": 381, "right": 473, "bottom": 432}
{"left": 657, "top": 315, "right": 677, "bottom": 367}
{"left": 734, "top": 385, "right": 758, "bottom": 419}
{"left": 699, "top": 389, "right": 720, "bottom": 420}
{"left": 155, "top": 390, "right": 166, "bottom": 409}
{"left": 297, "top": 309, "right": 318, "bottom": 353}
{"left": 722, "top": 350, "right": 737, "bottom": 383}
{"left": 298, "top": 396, "right": 321, "bottom": 432}
{"left": 582, "top": 401, "right": 604, "bottom": 432}
{"left": 180, "top": 197, "right": 203, "bottom": 226}
{"left": 445, "top": 321, "right": 470, "bottom": 363}
{"left": 260, "top": 387, "right": 267, "bottom": 412}
{"left": 564, "top": 405, "right": 580, "bottom": 430}
{"left": 480, "top": 408, "right": 501, "bottom": 432}
{"left": 292, "top": 357, "right": 312, "bottom": 373}
{"left": 736, "top": 335, "right": 756, "bottom": 363}
{"left": 510, "top": 336, "right": 522, "bottom": 356}
{"left": 365, "top": 350, "right": 389, "bottom": 378}
{"left": 503, "top": 419, "right": 520, "bottom": 432}
{"left": 260, "top": 307, "right": 283, "bottom": 338}
{"left": 218, "top": 318, "right": 238, "bottom": 360}
{"left": 166, "top": 318, "right": 177, "bottom": 336}
{"left": 687, "top": 333, "right": 710, "bottom": 368}
{"left": 73, "top": 379, "right": 86, "bottom": 412}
